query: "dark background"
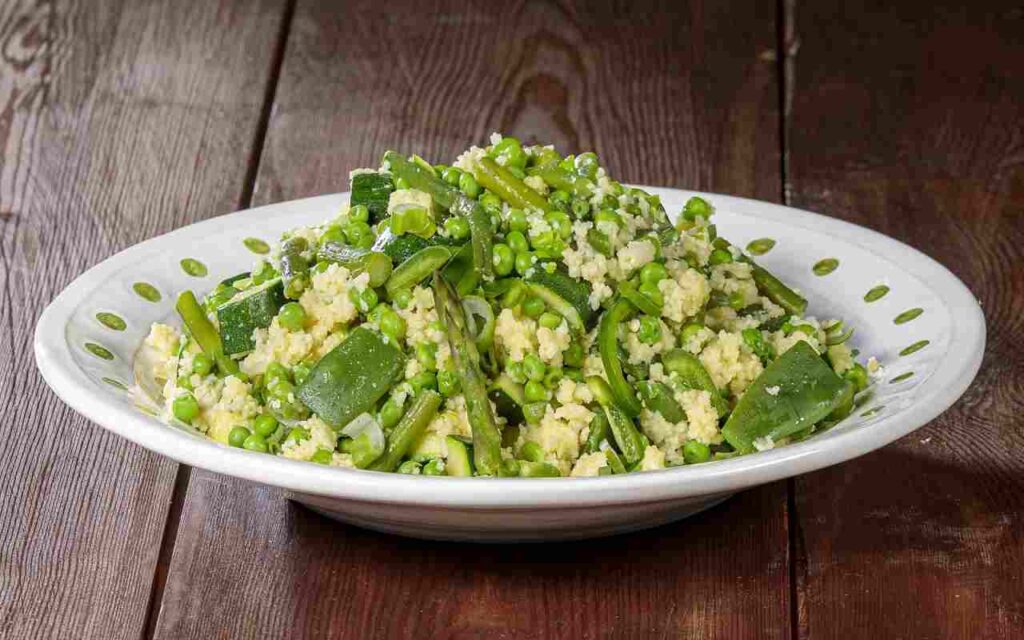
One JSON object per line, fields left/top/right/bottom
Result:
{"left": 1, "top": 1, "right": 1021, "bottom": 638}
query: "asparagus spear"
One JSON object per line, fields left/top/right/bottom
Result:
{"left": 432, "top": 272, "right": 507, "bottom": 476}
{"left": 175, "top": 291, "right": 239, "bottom": 376}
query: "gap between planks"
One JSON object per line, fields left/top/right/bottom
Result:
{"left": 140, "top": 1, "right": 298, "bottom": 637}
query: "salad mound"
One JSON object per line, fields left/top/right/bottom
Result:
{"left": 140, "top": 135, "right": 874, "bottom": 477}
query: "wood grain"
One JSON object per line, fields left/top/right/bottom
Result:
{"left": 0, "top": 0, "right": 287, "bottom": 638}
{"left": 785, "top": 1, "right": 1024, "bottom": 638}
{"left": 154, "top": 1, "right": 789, "bottom": 638}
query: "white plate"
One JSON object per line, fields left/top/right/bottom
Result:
{"left": 34, "top": 189, "right": 985, "bottom": 541}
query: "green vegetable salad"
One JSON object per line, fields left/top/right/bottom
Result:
{"left": 141, "top": 134, "right": 875, "bottom": 477}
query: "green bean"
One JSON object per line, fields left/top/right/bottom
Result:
{"left": 370, "top": 390, "right": 442, "bottom": 472}
{"left": 385, "top": 246, "right": 452, "bottom": 296}
{"left": 660, "top": 349, "right": 729, "bottom": 416}
{"left": 584, "top": 413, "right": 610, "bottom": 453}
{"left": 280, "top": 236, "right": 310, "bottom": 298}
{"left": 472, "top": 157, "right": 550, "bottom": 211}
{"left": 518, "top": 461, "right": 561, "bottom": 477}
{"left": 597, "top": 299, "right": 643, "bottom": 416}
{"left": 432, "top": 274, "right": 508, "bottom": 476}
{"left": 317, "top": 243, "right": 394, "bottom": 288}
{"left": 527, "top": 163, "right": 594, "bottom": 199}
{"left": 587, "top": 376, "right": 645, "bottom": 465}
{"left": 175, "top": 291, "right": 239, "bottom": 376}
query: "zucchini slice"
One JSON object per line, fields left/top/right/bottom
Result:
{"left": 445, "top": 436, "right": 474, "bottom": 476}
{"left": 350, "top": 171, "right": 395, "bottom": 223}
{"left": 216, "top": 278, "right": 286, "bottom": 356}
{"left": 525, "top": 267, "right": 595, "bottom": 330}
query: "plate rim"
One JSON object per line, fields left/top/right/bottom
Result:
{"left": 34, "top": 188, "right": 986, "bottom": 508}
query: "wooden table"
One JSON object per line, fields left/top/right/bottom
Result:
{"left": 2, "top": 1, "right": 1021, "bottom": 637}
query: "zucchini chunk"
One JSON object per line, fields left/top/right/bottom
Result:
{"left": 350, "top": 171, "right": 395, "bottom": 223}
{"left": 216, "top": 278, "right": 286, "bottom": 356}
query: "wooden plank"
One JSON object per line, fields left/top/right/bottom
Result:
{"left": 785, "top": 1, "right": 1024, "bottom": 638}
{"left": 0, "top": 1, "right": 288, "bottom": 638}
{"left": 154, "top": 1, "right": 791, "bottom": 638}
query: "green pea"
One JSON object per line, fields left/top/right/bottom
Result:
{"left": 172, "top": 393, "right": 200, "bottom": 424}
{"left": 728, "top": 291, "right": 746, "bottom": 310}
{"left": 320, "top": 225, "right": 346, "bottom": 246}
{"left": 442, "top": 166, "right": 463, "bottom": 185}
{"left": 176, "top": 375, "right": 194, "bottom": 391}
{"left": 349, "top": 204, "right": 370, "bottom": 223}
{"left": 264, "top": 363, "right": 289, "bottom": 385}
{"left": 558, "top": 155, "right": 575, "bottom": 172}
{"left": 491, "top": 136, "right": 527, "bottom": 171}
{"left": 523, "top": 353, "right": 546, "bottom": 382}
{"left": 573, "top": 152, "right": 599, "bottom": 179}
{"left": 563, "top": 367, "right": 584, "bottom": 383}
{"left": 279, "top": 302, "right": 307, "bottom": 331}
{"left": 228, "top": 426, "right": 250, "bottom": 448}
{"left": 563, "top": 342, "right": 585, "bottom": 368}
{"left": 437, "top": 369, "right": 460, "bottom": 397}
{"left": 422, "top": 458, "right": 446, "bottom": 475}
{"left": 682, "top": 440, "right": 711, "bottom": 464}
{"left": 346, "top": 219, "right": 373, "bottom": 243}
{"left": 639, "top": 262, "right": 669, "bottom": 287}
{"left": 637, "top": 281, "right": 664, "bottom": 307}
{"left": 538, "top": 312, "right": 562, "bottom": 330}
{"left": 506, "top": 230, "right": 529, "bottom": 254}
{"left": 409, "top": 371, "right": 437, "bottom": 392}
{"left": 501, "top": 280, "right": 527, "bottom": 308}
{"left": 523, "top": 402, "right": 547, "bottom": 425}
{"left": 458, "top": 172, "right": 480, "bottom": 198}
{"left": 522, "top": 295, "right": 545, "bottom": 318}
{"left": 416, "top": 342, "right": 438, "bottom": 370}
{"left": 269, "top": 378, "right": 295, "bottom": 401}
{"left": 548, "top": 189, "right": 571, "bottom": 212}
{"left": 397, "top": 460, "right": 422, "bottom": 475}
{"left": 571, "top": 198, "right": 590, "bottom": 220}
{"left": 284, "top": 427, "right": 309, "bottom": 444}
{"left": 444, "top": 216, "right": 470, "bottom": 240}
{"left": 252, "top": 413, "right": 279, "bottom": 438}
{"left": 586, "top": 228, "right": 612, "bottom": 257}
{"left": 844, "top": 363, "right": 869, "bottom": 392}
{"left": 379, "top": 309, "right": 406, "bottom": 340}
{"left": 683, "top": 196, "right": 713, "bottom": 220}
{"left": 594, "top": 208, "right": 622, "bottom": 227}
{"left": 379, "top": 398, "right": 405, "bottom": 429}
{"left": 479, "top": 192, "right": 502, "bottom": 213}
{"left": 637, "top": 315, "right": 662, "bottom": 344}
{"left": 709, "top": 248, "right": 733, "bottom": 266}
{"left": 242, "top": 433, "right": 269, "bottom": 453}
{"left": 524, "top": 380, "right": 549, "bottom": 403}
{"left": 393, "top": 289, "right": 413, "bottom": 309}
{"left": 191, "top": 353, "right": 214, "bottom": 377}
{"left": 507, "top": 209, "right": 528, "bottom": 232}
{"left": 543, "top": 367, "right": 562, "bottom": 389}
{"left": 545, "top": 211, "right": 573, "bottom": 239}
{"left": 393, "top": 177, "right": 410, "bottom": 190}
{"left": 304, "top": 448, "right": 329, "bottom": 465}
{"left": 514, "top": 251, "right": 534, "bottom": 275}
{"left": 492, "top": 243, "right": 515, "bottom": 276}
{"left": 506, "top": 361, "right": 527, "bottom": 384}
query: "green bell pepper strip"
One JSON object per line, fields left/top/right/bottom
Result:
{"left": 472, "top": 156, "right": 550, "bottom": 211}
{"left": 617, "top": 281, "right": 662, "bottom": 317}
{"left": 584, "top": 413, "right": 610, "bottom": 454}
{"left": 296, "top": 327, "right": 405, "bottom": 428}
{"left": 432, "top": 273, "right": 508, "bottom": 476}
{"left": 660, "top": 349, "right": 730, "bottom": 416}
{"left": 526, "top": 162, "right": 594, "bottom": 199}
{"left": 384, "top": 151, "right": 493, "bottom": 281}
{"left": 385, "top": 245, "right": 452, "bottom": 296}
{"left": 587, "top": 376, "right": 646, "bottom": 466}
{"left": 175, "top": 291, "right": 239, "bottom": 376}
{"left": 721, "top": 341, "right": 848, "bottom": 453}
{"left": 369, "top": 391, "right": 442, "bottom": 472}
{"left": 317, "top": 243, "right": 393, "bottom": 288}
{"left": 602, "top": 444, "right": 628, "bottom": 474}
{"left": 597, "top": 299, "right": 643, "bottom": 417}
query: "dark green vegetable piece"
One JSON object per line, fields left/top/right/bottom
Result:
{"left": 721, "top": 341, "right": 848, "bottom": 453}
{"left": 525, "top": 268, "right": 595, "bottom": 330}
{"left": 374, "top": 229, "right": 459, "bottom": 265}
{"left": 216, "top": 278, "right": 286, "bottom": 356}
{"left": 433, "top": 273, "right": 507, "bottom": 476}
{"left": 386, "top": 246, "right": 452, "bottom": 296}
{"left": 488, "top": 374, "right": 526, "bottom": 425}
{"left": 369, "top": 390, "right": 442, "bottom": 472}
{"left": 350, "top": 171, "right": 395, "bottom": 223}
{"left": 618, "top": 281, "right": 662, "bottom": 317}
{"left": 597, "top": 299, "right": 643, "bottom": 417}
{"left": 527, "top": 163, "right": 594, "bottom": 199}
{"left": 661, "top": 349, "right": 730, "bottom": 416}
{"left": 175, "top": 291, "right": 239, "bottom": 376}
{"left": 296, "top": 327, "right": 405, "bottom": 428}
{"left": 280, "top": 236, "right": 311, "bottom": 299}
{"left": 518, "top": 461, "right": 561, "bottom": 477}
{"left": 584, "top": 413, "right": 610, "bottom": 454}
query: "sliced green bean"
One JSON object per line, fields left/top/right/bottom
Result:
{"left": 597, "top": 299, "right": 643, "bottom": 417}
{"left": 661, "top": 349, "right": 729, "bottom": 416}
{"left": 175, "top": 291, "right": 239, "bottom": 376}
{"left": 370, "top": 391, "right": 442, "bottom": 472}
{"left": 386, "top": 246, "right": 452, "bottom": 296}
{"left": 317, "top": 243, "right": 393, "bottom": 287}
{"left": 527, "top": 163, "right": 594, "bottom": 199}
{"left": 473, "top": 156, "right": 550, "bottom": 211}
